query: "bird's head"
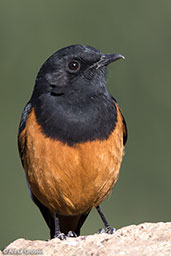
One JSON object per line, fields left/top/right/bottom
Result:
{"left": 32, "top": 44, "right": 124, "bottom": 99}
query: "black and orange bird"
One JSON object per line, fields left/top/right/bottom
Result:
{"left": 18, "top": 45, "right": 127, "bottom": 240}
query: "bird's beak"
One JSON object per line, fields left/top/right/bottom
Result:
{"left": 94, "top": 54, "right": 125, "bottom": 69}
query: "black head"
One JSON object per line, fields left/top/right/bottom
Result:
{"left": 32, "top": 44, "right": 124, "bottom": 100}
{"left": 30, "top": 44, "right": 124, "bottom": 145}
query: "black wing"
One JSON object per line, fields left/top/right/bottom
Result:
{"left": 18, "top": 102, "right": 32, "bottom": 163}
{"left": 112, "top": 96, "right": 128, "bottom": 146}
{"left": 18, "top": 102, "right": 55, "bottom": 237}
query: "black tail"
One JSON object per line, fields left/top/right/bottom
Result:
{"left": 31, "top": 192, "right": 90, "bottom": 238}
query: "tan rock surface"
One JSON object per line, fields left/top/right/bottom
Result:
{"left": 1, "top": 222, "right": 171, "bottom": 256}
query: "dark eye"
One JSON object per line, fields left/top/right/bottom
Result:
{"left": 68, "top": 60, "right": 80, "bottom": 72}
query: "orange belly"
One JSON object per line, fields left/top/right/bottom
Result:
{"left": 19, "top": 106, "right": 124, "bottom": 216}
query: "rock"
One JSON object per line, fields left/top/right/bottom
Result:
{"left": 1, "top": 222, "right": 171, "bottom": 256}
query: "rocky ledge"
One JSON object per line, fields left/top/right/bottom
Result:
{"left": 1, "top": 222, "right": 171, "bottom": 256}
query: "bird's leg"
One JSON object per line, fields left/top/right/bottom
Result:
{"left": 53, "top": 214, "right": 66, "bottom": 240}
{"left": 96, "top": 205, "right": 115, "bottom": 234}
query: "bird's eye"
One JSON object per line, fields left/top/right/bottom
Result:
{"left": 68, "top": 60, "right": 80, "bottom": 72}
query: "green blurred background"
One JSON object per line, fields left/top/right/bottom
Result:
{"left": 1, "top": 0, "right": 171, "bottom": 249}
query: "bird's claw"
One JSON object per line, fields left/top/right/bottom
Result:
{"left": 54, "top": 231, "right": 67, "bottom": 240}
{"left": 67, "top": 231, "right": 77, "bottom": 237}
{"left": 97, "top": 226, "right": 116, "bottom": 234}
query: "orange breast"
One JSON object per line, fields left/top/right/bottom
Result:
{"left": 19, "top": 104, "right": 124, "bottom": 216}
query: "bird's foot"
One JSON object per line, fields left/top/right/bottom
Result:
{"left": 54, "top": 231, "right": 67, "bottom": 240}
{"left": 97, "top": 226, "right": 116, "bottom": 234}
{"left": 67, "top": 231, "right": 77, "bottom": 237}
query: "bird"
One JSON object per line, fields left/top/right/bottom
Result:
{"left": 18, "top": 44, "right": 127, "bottom": 240}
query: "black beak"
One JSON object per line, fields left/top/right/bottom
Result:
{"left": 94, "top": 54, "right": 125, "bottom": 69}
